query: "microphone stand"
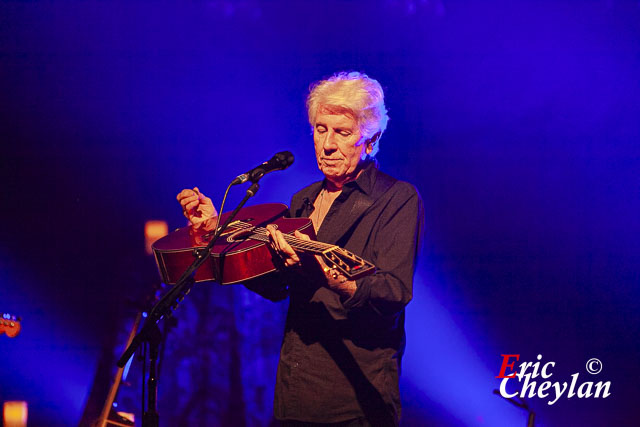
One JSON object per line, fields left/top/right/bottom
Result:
{"left": 117, "top": 182, "right": 260, "bottom": 427}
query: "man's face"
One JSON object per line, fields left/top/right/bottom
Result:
{"left": 313, "top": 110, "right": 370, "bottom": 185}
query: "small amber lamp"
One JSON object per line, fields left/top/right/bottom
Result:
{"left": 144, "top": 220, "right": 169, "bottom": 255}
{"left": 3, "top": 401, "right": 27, "bottom": 427}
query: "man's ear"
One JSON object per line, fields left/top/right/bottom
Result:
{"left": 365, "top": 131, "right": 381, "bottom": 154}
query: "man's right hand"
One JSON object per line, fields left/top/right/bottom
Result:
{"left": 176, "top": 187, "right": 218, "bottom": 225}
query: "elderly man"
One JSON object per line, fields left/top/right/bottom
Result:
{"left": 177, "top": 72, "right": 423, "bottom": 426}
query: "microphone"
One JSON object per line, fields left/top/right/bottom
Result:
{"left": 231, "top": 151, "right": 295, "bottom": 185}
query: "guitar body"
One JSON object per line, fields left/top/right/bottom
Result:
{"left": 1, "top": 313, "right": 21, "bottom": 338}
{"left": 153, "top": 203, "right": 315, "bottom": 285}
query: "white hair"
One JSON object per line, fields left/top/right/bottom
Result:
{"left": 306, "top": 71, "right": 389, "bottom": 157}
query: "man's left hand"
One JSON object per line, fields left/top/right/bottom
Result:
{"left": 265, "top": 225, "right": 357, "bottom": 298}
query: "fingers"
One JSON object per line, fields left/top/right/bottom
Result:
{"left": 267, "top": 225, "right": 300, "bottom": 266}
{"left": 178, "top": 193, "right": 200, "bottom": 219}
{"left": 176, "top": 188, "right": 197, "bottom": 202}
{"left": 312, "top": 251, "right": 338, "bottom": 282}
{"left": 267, "top": 225, "right": 289, "bottom": 254}
{"left": 266, "top": 225, "right": 279, "bottom": 251}
{"left": 294, "top": 230, "right": 311, "bottom": 241}
{"left": 180, "top": 194, "right": 199, "bottom": 204}
{"left": 177, "top": 187, "right": 206, "bottom": 203}
{"left": 200, "top": 194, "right": 218, "bottom": 217}
{"left": 177, "top": 187, "right": 217, "bottom": 221}
{"left": 184, "top": 199, "right": 200, "bottom": 211}
{"left": 177, "top": 190, "right": 199, "bottom": 218}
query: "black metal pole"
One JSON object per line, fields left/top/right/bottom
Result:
{"left": 117, "top": 181, "right": 261, "bottom": 427}
{"left": 142, "top": 323, "right": 162, "bottom": 427}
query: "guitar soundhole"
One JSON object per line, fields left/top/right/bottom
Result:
{"left": 227, "top": 223, "right": 272, "bottom": 243}
{"left": 228, "top": 231, "right": 248, "bottom": 242}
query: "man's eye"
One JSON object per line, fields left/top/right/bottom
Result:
{"left": 316, "top": 126, "right": 327, "bottom": 133}
{"left": 338, "top": 131, "right": 352, "bottom": 137}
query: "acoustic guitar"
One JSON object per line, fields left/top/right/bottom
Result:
{"left": 152, "top": 203, "right": 375, "bottom": 285}
{"left": 1, "top": 313, "right": 21, "bottom": 338}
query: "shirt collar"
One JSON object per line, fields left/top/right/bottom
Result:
{"left": 341, "top": 159, "right": 378, "bottom": 196}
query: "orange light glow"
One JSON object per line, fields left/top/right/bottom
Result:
{"left": 117, "top": 411, "right": 135, "bottom": 423}
{"left": 3, "top": 401, "right": 27, "bottom": 427}
{"left": 144, "top": 220, "right": 169, "bottom": 255}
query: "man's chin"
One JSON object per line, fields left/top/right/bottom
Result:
{"left": 320, "top": 166, "right": 344, "bottom": 177}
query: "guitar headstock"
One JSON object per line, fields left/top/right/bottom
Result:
{"left": 1, "top": 313, "right": 21, "bottom": 338}
{"left": 321, "top": 248, "right": 376, "bottom": 280}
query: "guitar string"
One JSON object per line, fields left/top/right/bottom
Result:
{"left": 212, "top": 221, "right": 371, "bottom": 273}
{"left": 221, "top": 221, "right": 335, "bottom": 253}
{"left": 242, "top": 227, "right": 362, "bottom": 272}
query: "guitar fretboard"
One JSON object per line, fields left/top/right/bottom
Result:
{"left": 227, "top": 221, "right": 337, "bottom": 254}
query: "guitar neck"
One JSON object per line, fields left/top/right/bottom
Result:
{"left": 244, "top": 228, "right": 336, "bottom": 254}
{"left": 243, "top": 227, "right": 376, "bottom": 280}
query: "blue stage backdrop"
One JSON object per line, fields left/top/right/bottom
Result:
{"left": 1, "top": 1, "right": 638, "bottom": 426}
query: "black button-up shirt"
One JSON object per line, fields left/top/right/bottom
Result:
{"left": 249, "top": 162, "right": 423, "bottom": 425}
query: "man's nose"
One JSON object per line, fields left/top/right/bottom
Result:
{"left": 322, "top": 131, "right": 337, "bottom": 151}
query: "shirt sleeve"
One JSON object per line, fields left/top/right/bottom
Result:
{"left": 342, "top": 184, "right": 424, "bottom": 316}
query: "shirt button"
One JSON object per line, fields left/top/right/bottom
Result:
{"left": 293, "top": 362, "right": 299, "bottom": 368}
